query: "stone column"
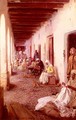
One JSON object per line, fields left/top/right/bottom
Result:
{"left": 0, "top": 0, "right": 11, "bottom": 90}
{"left": 0, "top": 13, "right": 8, "bottom": 90}
{"left": 7, "top": 28, "right": 12, "bottom": 75}
{"left": 10, "top": 36, "right": 15, "bottom": 74}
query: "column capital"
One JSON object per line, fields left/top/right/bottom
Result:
{"left": 0, "top": 0, "right": 8, "bottom": 12}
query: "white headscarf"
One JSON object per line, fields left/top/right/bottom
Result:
{"left": 36, "top": 58, "right": 40, "bottom": 61}
{"left": 45, "top": 60, "right": 52, "bottom": 66}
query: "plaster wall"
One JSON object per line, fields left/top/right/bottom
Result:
{"left": 31, "top": 1, "right": 76, "bottom": 83}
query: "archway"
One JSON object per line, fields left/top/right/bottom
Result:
{"left": 67, "top": 33, "right": 76, "bottom": 58}
{"left": 64, "top": 31, "right": 76, "bottom": 81}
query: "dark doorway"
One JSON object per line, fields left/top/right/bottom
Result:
{"left": 30, "top": 45, "right": 32, "bottom": 57}
{"left": 64, "top": 32, "right": 76, "bottom": 80}
{"left": 67, "top": 33, "right": 76, "bottom": 58}
{"left": 38, "top": 44, "right": 41, "bottom": 59}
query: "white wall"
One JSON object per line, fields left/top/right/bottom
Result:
{"left": 32, "top": 21, "right": 53, "bottom": 62}
{"left": 24, "top": 38, "right": 32, "bottom": 58}
{"left": 32, "top": 1, "right": 76, "bottom": 83}
{"left": 52, "top": 1, "right": 76, "bottom": 83}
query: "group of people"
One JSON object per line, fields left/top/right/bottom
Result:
{"left": 13, "top": 48, "right": 76, "bottom": 118}
{"left": 35, "top": 69, "right": 76, "bottom": 117}
{"left": 13, "top": 50, "right": 27, "bottom": 71}
{"left": 27, "top": 58, "right": 44, "bottom": 76}
{"left": 34, "top": 47, "right": 76, "bottom": 118}
{"left": 26, "top": 57, "right": 55, "bottom": 81}
{"left": 13, "top": 50, "right": 56, "bottom": 84}
{"left": 13, "top": 50, "right": 45, "bottom": 77}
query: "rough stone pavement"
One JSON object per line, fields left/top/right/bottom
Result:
{"left": 3, "top": 71, "right": 64, "bottom": 120}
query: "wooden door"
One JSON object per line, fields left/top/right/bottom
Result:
{"left": 48, "top": 35, "right": 54, "bottom": 65}
{"left": 38, "top": 44, "right": 41, "bottom": 59}
{"left": 30, "top": 45, "right": 32, "bottom": 57}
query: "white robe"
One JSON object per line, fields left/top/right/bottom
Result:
{"left": 39, "top": 72, "right": 48, "bottom": 84}
{"left": 35, "top": 86, "right": 71, "bottom": 110}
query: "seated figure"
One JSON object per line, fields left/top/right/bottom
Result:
{"left": 28, "top": 58, "right": 44, "bottom": 76}
{"left": 34, "top": 58, "right": 44, "bottom": 75}
{"left": 35, "top": 70, "right": 76, "bottom": 118}
{"left": 13, "top": 59, "right": 19, "bottom": 70}
{"left": 27, "top": 59, "right": 37, "bottom": 74}
{"left": 18, "top": 59, "right": 27, "bottom": 71}
{"left": 39, "top": 60, "right": 55, "bottom": 84}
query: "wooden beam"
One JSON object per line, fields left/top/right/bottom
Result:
{"left": 15, "top": 38, "right": 30, "bottom": 41}
{"left": 14, "top": 38, "right": 31, "bottom": 41}
{"left": 15, "top": 40, "right": 26, "bottom": 42}
{"left": 10, "top": 18, "right": 48, "bottom": 22}
{"left": 14, "top": 37, "right": 33, "bottom": 40}
{"left": 13, "top": 31, "right": 36, "bottom": 34}
{"left": 11, "top": 21, "right": 45, "bottom": 24}
{"left": 8, "top": 0, "right": 69, "bottom": 3}
{"left": 12, "top": 27, "right": 39, "bottom": 30}
{"left": 14, "top": 35, "right": 32, "bottom": 37}
{"left": 11, "top": 24, "right": 40, "bottom": 27}
{"left": 14, "top": 35, "right": 33, "bottom": 38}
{"left": 14, "top": 31, "right": 33, "bottom": 33}
{"left": 8, "top": 8, "right": 57, "bottom": 13}
{"left": 12, "top": 26, "right": 40, "bottom": 31}
{"left": 14, "top": 36, "right": 31, "bottom": 39}
{"left": 8, "top": 11, "right": 56, "bottom": 16}
{"left": 11, "top": 23, "right": 41, "bottom": 26}
{"left": 14, "top": 34, "right": 32, "bottom": 37}
{"left": 14, "top": 31, "right": 34, "bottom": 34}
{"left": 14, "top": 36, "right": 32, "bottom": 40}
{"left": 9, "top": 14, "right": 52, "bottom": 19}
{"left": 12, "top": 27, "right": 38, "bottom": 30}
{"left": 8, "top": 3, "right": 63, "bottom": 9}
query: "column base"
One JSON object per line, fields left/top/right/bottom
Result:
{"left": 0, "top": 73, "right": 10, "bottom": 90}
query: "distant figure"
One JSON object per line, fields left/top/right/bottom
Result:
{"left": 35, "top": 58, "right": 44, "bottom": 75}
{"left": 18, "top": 59, "right": 27, "bottom": 71}
{"left": 28, "top": 58, "right": 44, "bottom": 76}
{"left": 33, "top": 50, "right": 39, "bottom": 60}
{"left": 67, "top": 47, "right": 76, "bottom": 79}
{"left": 13, "top": 59, "right": 19, "bottom": 70}
{"left": 22, "top": 51, "right": 27, "bottom": 60}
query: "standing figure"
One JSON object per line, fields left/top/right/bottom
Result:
{"left": 67, "top": 47, "right": 76, "bottom": 79}
{"left": 33, "top": 50, "right": 39, "bottom": 60}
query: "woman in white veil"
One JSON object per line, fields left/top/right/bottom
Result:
{"left": 39, "top": 60, "right": 54, "bottom": 84}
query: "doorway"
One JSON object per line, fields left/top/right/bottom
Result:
{"left": 67, "top": 33, "right": 76, "bottom": 58}
{"left": 65, "top": 32, "right": 76, "bottom": 80}
{"left": 47, "top": 35, "right": 54, "bottom": 65}
{"left": 30, "top": 45, "right": 32, "bottom": 57}
{"left": 38, "top": 44, "right": 41, "bottom": 59}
